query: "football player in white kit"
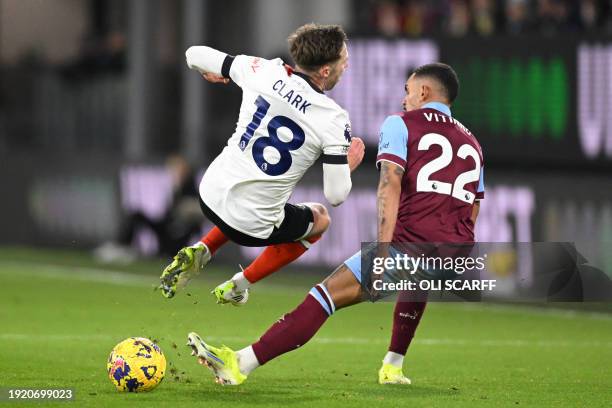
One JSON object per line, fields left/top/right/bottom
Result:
{"left": 159, "top": 24, "right": 365, "bottom": 305}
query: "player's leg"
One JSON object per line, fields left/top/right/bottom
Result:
{"left": 159, "top": 200, "right": 230, "bottom": 298}
{"left": 241, "top": 203, "right": 329, "bottom": 282}
{"left": 214, "top": 203, "right": 330, "bottom": 305}
{"left": 189, "top": 254, "right": 364, "bottom": 385}
{"left": 199, "top": 226, "right": 230, "bottom": 255}
{"left": 379, "top": 291, "right": 428, "bottom": 385}
{"left": 159, "top": 239, "right": 214, "bottom": 298}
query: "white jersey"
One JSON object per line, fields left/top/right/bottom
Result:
{"left": 200, "top": 55, "right": 351, "bottom": 239}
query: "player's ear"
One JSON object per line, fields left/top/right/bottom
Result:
{"left": 420, "top": 84, "right": 430, "bottom": 102}
{"left": 320, "top": 64, "right": 331, "bottom": 78}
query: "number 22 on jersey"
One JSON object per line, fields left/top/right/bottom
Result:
{"left": 416, "top": 132, "right": 481, "bottom": 204}
{"left": 238, "top": 95, "right": 305, "bottom": 176}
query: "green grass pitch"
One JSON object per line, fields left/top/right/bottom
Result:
{"left": 1, "top": 247, "right": 611, "bottom": 407}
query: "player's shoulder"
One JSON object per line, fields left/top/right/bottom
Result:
{"left": 326, "top": 98, "right": 349, "bottom": 118}
{"left": 308, "top": 93, "right": 349, "bottom": 125}
{"left": 380, "top": 112, "right": 408, "bottom": 133}
{"left": 234, "top": 55, "right": 284, "bottom": 73}
{"left": 384, "top": 112, "right": 408, "bottom": 122}
{"left": 402, "top": 108, "right": 426, "bottom": 119}
{"left": 281, "top": 72, "right": 345, "bottom": 115}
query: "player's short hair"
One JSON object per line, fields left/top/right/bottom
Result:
{"left": 412, "top": 63, "right": 459, "bottom": 104}
{"left": 288, "top": 23, "right": 347, "bottom": 71}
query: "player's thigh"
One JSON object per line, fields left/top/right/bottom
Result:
{"left": 299, "top": 202, "right": 330, "bottom": 237}
{"left": 322, "top": 262, "right": 365, "bottom": 310}
{"left": 264, "top": 203, "right": 315, "bottom": 244}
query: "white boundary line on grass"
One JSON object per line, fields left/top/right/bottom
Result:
{"left": 0, "top": 261, "right": 153, "bottom": 288}
{"left": 1, "top": 260, "right": 612, "bottom": 322}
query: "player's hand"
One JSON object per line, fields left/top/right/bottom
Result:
{"left": 347, "top": 137, "right": 365, "bottom": 172}
{"left": 201, "top": 72, "right": 230, "bottom": 84}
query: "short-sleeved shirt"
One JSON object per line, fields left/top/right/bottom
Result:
{"left": 200, "top": 55, "right": 351, "bottom": 239}
{"left": 376, "top": 102, "right": 485, "bottom": 243}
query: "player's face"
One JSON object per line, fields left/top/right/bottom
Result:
{"left": 402, "top": 74, "right": 424, "bottom": 112}
{"left": 324, "top": 43, "right": 349, "bottom": 90}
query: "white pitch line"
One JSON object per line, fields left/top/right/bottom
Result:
{"left": 1, "top": 261, "right": 612, "bottom": 321}
{"left": 0, "top": 261, "right": 153, "bottom": 288}
{"left": 0, "top": 334, "right": 116, "bottom": 341}
{"left": 0, "top": 261, "right": 296, "bottom": 292}
{"left": 0, "top": 334, "right": 610, "bottom": 348}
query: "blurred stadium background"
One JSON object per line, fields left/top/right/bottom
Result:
{"left": 1, "top": 0, "right": 611, "bottom": 278}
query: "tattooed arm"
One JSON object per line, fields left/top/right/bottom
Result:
{"left": 377, "top": 161, "right": 404, "bottom": 243}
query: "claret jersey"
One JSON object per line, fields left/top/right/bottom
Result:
{"left": 200, "top": 55, "right": 352, "bottom": 239}
{"left": 376, "top": 102, "right": 485, "bottom": 243}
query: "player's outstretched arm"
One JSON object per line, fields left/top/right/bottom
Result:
{"left": 185, "top": 46, "right": 231, "bottom": 84}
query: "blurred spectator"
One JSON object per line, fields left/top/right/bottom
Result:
{"left": 94, "top": 155, "right": 202, "bottom": 263}
{"left": 535, "top": 0, "right": 570, "bottom": 35}
{"left": 373, "top": 0, "right": 403, "bottom": 36}
{"left": 471, "top": 0, "right": 497, "bottom": 35}
{"left": 505, "top": 0, "right": 531, "bottom": 34}
{"left": 579, "top": 0, "right": 599, "bottom": 31}
{"left": 402, "top": 0, "right": 426, "bottom": 36}
{"left": 447, "top": 0, "right": 472, "bottom": 36}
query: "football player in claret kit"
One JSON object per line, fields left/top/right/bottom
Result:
{"left": 187, "top": 63, "right": 485, "bottom": 386}
{"left": 159, "top": 24, "right": 365, "bottom": 304}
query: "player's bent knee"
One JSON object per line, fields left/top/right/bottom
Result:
{"left": 302, "top": 203, "right": 331, "bottom": 235}
{"left": 322, "top": 264, "right": 363, "bottom": 311}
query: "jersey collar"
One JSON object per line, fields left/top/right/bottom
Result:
{"left": 292, "top": 71, "right": 325, "bottom": 94}
{"left": 422, "top": 101, "right": 452, "bottom": 117}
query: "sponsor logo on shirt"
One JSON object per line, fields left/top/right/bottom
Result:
{"left": 251, "top": 57, "right": 261, "bottom": 73}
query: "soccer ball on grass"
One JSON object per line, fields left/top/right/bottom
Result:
{"left": 107, "top": 337, "right": 166, "bottom": 392}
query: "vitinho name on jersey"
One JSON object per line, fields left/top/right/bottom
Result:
{"left": 423, "top": 112, "right": 472, "bottom": 135}
{"left": 272, "top": 80, "right": 312, "bottom": 114}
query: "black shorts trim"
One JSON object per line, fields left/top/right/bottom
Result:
{"left": 199, "top": 198, "right": 314, "bottom": 247}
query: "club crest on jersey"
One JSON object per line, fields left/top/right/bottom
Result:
{"left": 344, "top": 123, "right": 352, "bottom": 142}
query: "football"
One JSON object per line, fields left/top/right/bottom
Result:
{"left": 107, "top": 337, "right": 166, "bottom": 392}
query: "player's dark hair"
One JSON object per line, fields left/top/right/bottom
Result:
{"left": 288, "top": 23, "right": 347, "bottom": 71}
{"left": 412, "top": 63, "right": 459, "bottom": 104}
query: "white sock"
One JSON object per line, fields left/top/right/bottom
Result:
{"left": 232, "top": 272, "right": 251, "bottom": 291}
{"left": 237, "top": 346, "right": 260, "bottom": 375}
{"left": 383, "top": 351, "right": 404, "bottom": 368}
